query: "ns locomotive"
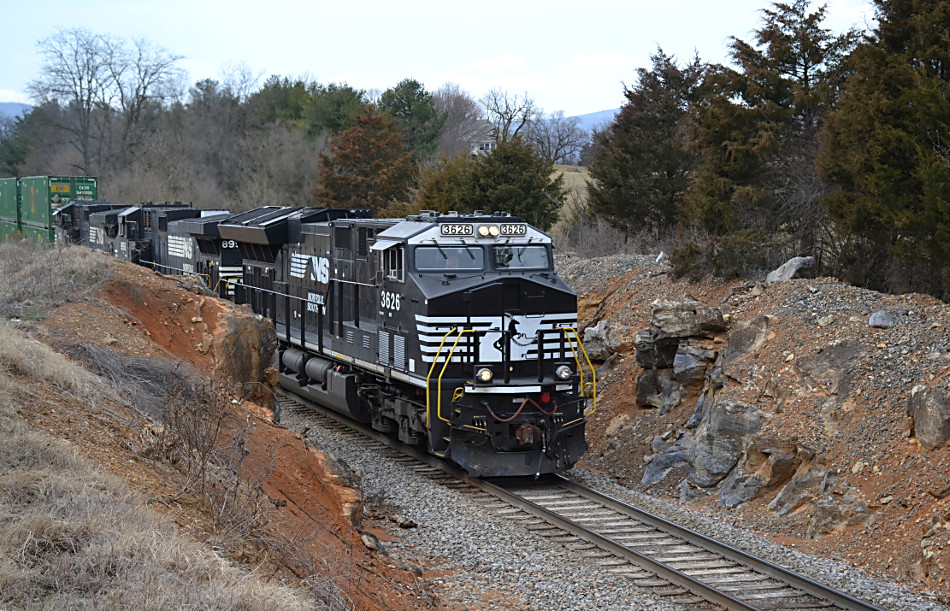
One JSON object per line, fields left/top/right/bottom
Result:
{"left": 218, "top": 208, "right": 596, "bottom": 477}
{"left": 55, "top": 199, "right": 595, "bottom": 477}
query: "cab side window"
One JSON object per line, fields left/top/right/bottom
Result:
{"left": 385, "top": 245, "right": 404, "bottom": 282}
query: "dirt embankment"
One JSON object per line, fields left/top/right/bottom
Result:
{"left": 561, "top": 254, "right": 950, "bottom": 599}
{"left": 25, "top": 258, "right": 435, "bottom": 610}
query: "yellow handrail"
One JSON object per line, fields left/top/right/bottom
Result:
{"left": 556, "top": 325, "right": 597, "bottom": 415}
{"left": 424, "top": 328, "right": 473, "bottom": 428}
{"left": 425, "top": 327, "right": 469, "bottom": 428}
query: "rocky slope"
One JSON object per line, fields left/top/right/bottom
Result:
{"left": 560, "top": 253, "right": 950, "bottom": 600}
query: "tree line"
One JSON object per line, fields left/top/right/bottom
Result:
{"left": 2, "top": 0, "right": 947, "bottom": 301}
{"left": 0, "top": 31, "right": 585, "bottom": 228}
{"left": 586, "top": 0, "right": 950, "bottom": 300}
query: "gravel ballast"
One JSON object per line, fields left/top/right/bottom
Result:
{"left": 280, "top": 405, "right": 947, "bottom": 610}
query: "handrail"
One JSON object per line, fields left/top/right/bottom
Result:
{"left": 425, "top": 327, "right": 473, "bottom": 428}
{"left": 436, "top": 329, "right": 473, "bottom": 425}
{"left": 557, "top": 325, "right": 597, "bottom": 415}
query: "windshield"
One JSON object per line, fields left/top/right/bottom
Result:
{"left": 492, "top": 245, "right": 551, "bottom": 270}
{"left": 414, "top": 246, "right": 485, "bottom": 271}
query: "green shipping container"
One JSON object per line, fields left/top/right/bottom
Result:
{"left": 0, "top": 177, "right": 18, "bottom": 222}
{"left": 19, "top": 223, "right": 55, "bottom": 244}
{"left": 18, "top": 176, "right": 98, "bottom": 229}
{"left": 0, "top": 219, "right": 19, "bottom": 242}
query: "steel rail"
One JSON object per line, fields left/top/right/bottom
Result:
{"left": 275, "top": 390, "right": 885, "bottom": 611}
{"left": 550, "top": 477, "right": 883, "bottom": 611}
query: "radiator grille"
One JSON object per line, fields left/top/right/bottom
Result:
{"left": 393, "top": 335, "right": 406, "bottom": 368}
{"left": 379, "top": 330, "right": 390, "bottom": 363}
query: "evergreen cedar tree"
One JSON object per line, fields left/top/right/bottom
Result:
{"left": 818, "top": 0, "right": 950, "bottom": 297}
{"left": 378, "top": 78, "right": 446, "bottom": 162}
{"left": 415, "top": 137, "right": 566, "bottom": 231}
{"left": 248, "top": 77, "right": 367, "bottom": 135}
{"left": 311, "top": 107, "right": 414, "bottom": 211}
{"left": 587, "top": 50, "right": 705, "bottom": 239}
{"left": 589, "top": 0, "right": 862, "bottom": 279}
{"left": 685, "top": 0, "right": 856, "bottom": 247}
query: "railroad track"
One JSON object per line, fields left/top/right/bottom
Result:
{"left": 276, "top": 391, "right": 885, "bottom": 611}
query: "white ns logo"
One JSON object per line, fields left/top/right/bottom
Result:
{"left": 310, "top": 256, "right": 330, "bottom": 284}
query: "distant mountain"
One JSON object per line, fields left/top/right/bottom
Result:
{"left": 0, "top": 102, "right": 31, "bottom": 120}
{"left": 572, "top": 108, "right": 618, "bottom": 134}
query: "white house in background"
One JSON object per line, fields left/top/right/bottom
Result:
{"left": 470, "top": 121, "right": 498, "bottom": 158}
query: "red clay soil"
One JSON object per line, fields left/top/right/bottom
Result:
{"left": 31, "top": 259, "right": 437, "bottom": 610}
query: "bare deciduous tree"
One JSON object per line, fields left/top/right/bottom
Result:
{"left": 433, "top": 82, "right": 483, "bottom": 158}
{"left": 527, "top": 111, "right": 588, "bottom": 164}
{"left": 480, "top": 88, "right": 538, "bottom": 142}
{"left": 28, "top": 28, "right": 183, "bottom": 173}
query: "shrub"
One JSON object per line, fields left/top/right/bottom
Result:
{"left": 0, "top": 242, "right": 112, "bottom": 320}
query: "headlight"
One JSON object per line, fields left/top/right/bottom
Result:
{"left": 477, "top": 224, "right": 500, "bottom": 237}
{"left": 476, "top": 367, "right": 494, "bottom": 383}
{"left": 555, "top": 365, "right": 572, "bottom": 380}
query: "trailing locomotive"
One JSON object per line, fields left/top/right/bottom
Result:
{"left": 219, "top": 208, "right": 595, "bottom": 477}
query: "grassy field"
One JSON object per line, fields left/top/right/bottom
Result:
{"left": 555, "top": 164, "right": 590, "bottom": 206}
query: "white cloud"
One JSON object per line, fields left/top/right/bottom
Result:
{"left": 0, "top": 90, "right": 31, "bottom": 104}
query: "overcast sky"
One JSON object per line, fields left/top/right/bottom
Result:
{"left": 1, "top": 0, "right": 876, "bottom": 117}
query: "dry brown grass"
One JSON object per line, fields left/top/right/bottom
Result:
{"left": 0, "top": 241, "right": 112, "bottom": 320}
{"left": 0, "top": 322, "right": 315, "bottom": 610}
{"left": 0, "top": 321, "right": 106, "bottom": 406}
{"left": 0, "top": 435, "right": 313, "bottom": 609}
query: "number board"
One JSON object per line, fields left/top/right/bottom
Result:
{"left": 500, "top": 224, "right": 527, "bottom": 236}
{"left": 440, "top": 223, "right": 473, "bottom": 236}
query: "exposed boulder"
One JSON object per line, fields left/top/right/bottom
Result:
{"left": 635, "top": 330, "right": 678, "bottom": 369}
{"left": 673, "top": 340, "right": 717, "bottom": 385}
{"left": 766, "top": 256, "right": 814, "bottom": 283}
{"left": 869, "top": 309, "right": 896, "bottom": 329}
{"left": 686, "top": 400, "right": 765, "bottom": 488}
{"left": 642, "top": 440, "right": 690, "bottom": 487}
{"left": 583, "top": 320, "right": 637, "bottom": 360}
{"left": 769, "top": 461, "right": 833, "bottom": 516}
{"left": 908, "top": 385, "right": 950, "bottom": 450}
{"left": 719, "top": 437, "right": 813, "bottom": 509}
{"left": 636, "top": 368, "right": 679, "bottom": 411}
{"left": 635, "top": 299, "right": 725, "bottom": 410}
{"left": 766, "top": 458, "right": 872, "bottom": 536}
{"left": 209, "top": 308, "right": 279, "bottom": 404}
{"left": 650, "top": 297, "right": 726, "bottom": 340}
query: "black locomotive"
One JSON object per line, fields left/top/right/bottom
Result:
{"left": 56, "top": 200, "right": 596, "bottom": 477}
{"left": 219, "top": 208, "right": 595, "bottom": 477}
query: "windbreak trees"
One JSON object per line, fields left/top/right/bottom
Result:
{"left": 681, "top": 0, "right": 857, "bottom": 276}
